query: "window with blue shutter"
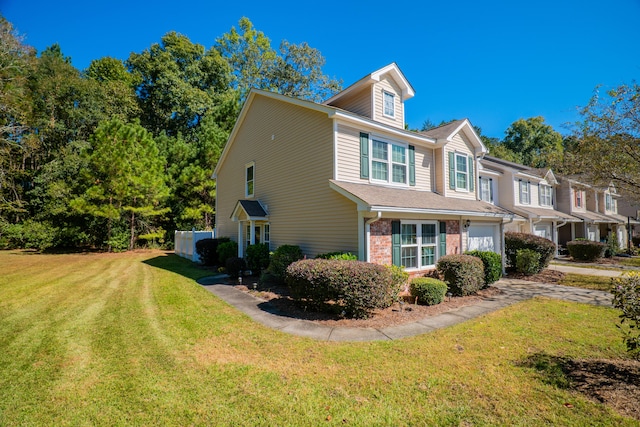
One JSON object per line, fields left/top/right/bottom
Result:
{"left": 408, "top": 145, "right": 415, "bottom": 186}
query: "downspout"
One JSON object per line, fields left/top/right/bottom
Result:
{"left": 554, "top": 220, "right": 568, "bottom": 258}
{"left": 365, "top": 211, "right": 382, "bottom": 262}
{"left": 501, "top": 215, "right": 514, "bottom": 275}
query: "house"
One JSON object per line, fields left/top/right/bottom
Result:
{"left": 478, "top": 156, "right": 580, "bottom": 252}
{"left": 213, "top": 63, "right": 513, "bottom": 275}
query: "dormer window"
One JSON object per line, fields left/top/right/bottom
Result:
{"left": 519, "top": 180, "right": 530, "bottom": 205}
{"left": 574, "top": 189, "right": 583, "bottom": 208}
{"left": 540, "top": 184, "right": 553, "bottom": 207}
{"left": 605, "top": 193, "right": 616, "bottom": 212}
{"left": 383, "top": 91, "right": 395, "bottom": 118}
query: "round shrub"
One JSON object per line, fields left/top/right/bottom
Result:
{"left": 566, "top": 240, "right": 606, "bottom": 261}
{"left": 217, "top": 241, "right": 238, "bottom": 266}
{"left": 505, "top": 232, "right": 556, "bottom": 273}
{"left": 285, "top": 259, "right": 394, "bottom": 318}
{"left": 246, "top": 243, "right": 271, "bottom": 274}
{"left": 611, "top": 272, "right": 640, "bottom": 358}
{"left": 385, "top": 264, "right": 409, "bottom": 304}
{"left": 436, "top": 254, "right": 484, "bottom": 296}
{"left": 225, "top": 256, "right": 246, "bottom": 278}
{"left": 465, "top": 250, "right": 502, "bottom": 286}
{"left": 410, "top": 277, "right": 448, "bottom": 305}
{"left": 195, "top": 237, "right": 231, "bottom": 266}
{"left": 268, "top": 244, "right": 304, "bottom": 282}
{"left": 515, "top": 249, "right": 541, "bottom": 275}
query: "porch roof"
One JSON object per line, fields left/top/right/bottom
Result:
{"left": 605, "top": 213, "right": 640, "bottom": 225}
{"left": 511, "top": 206, "right": 581, "bottom": 222}
{"left": 571, "top": 211, "right": 616, "bottom": 224}
{"left": 231, "top": 200, "right": 269, "bottom": 221}
{"left": 329, "top": 180, "right": 513, "bottom": 218}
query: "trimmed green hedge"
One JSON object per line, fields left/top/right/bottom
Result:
{"left": 436, "top": 254, "right": 484, "bottom": 296}
{"left": 194, "top": 237, "right": 231, "bottom": 266}
{"left": 505, "top": 232, "right": 555, "bottom": 273}
{"left": 315, "top": 251, "right": 358, "bottom": 260}
{"left": 516, "top": 249, "right": 541, "bottom": 275}
{"left": 246, "top": 243, "right": 271, "bottom": 273}
{"left": 268, "top": 244, "right": 304, "bottom": 282}
{"left": 566, "top": 240, "right": 606, "bottom": 261}
{"left": 465, "top": 250, "right": 502, "bottom": 286}
{"left": 410, "top": 278, "right": 448, "bottom": 305}
{"left": 217, "top": 241, "right": 238, "bottom": 267}
{"left": 285, "top": 259, "right": 396, "bottom": 318}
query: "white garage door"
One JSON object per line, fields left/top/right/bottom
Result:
{"left": 468, "top": 225, "right": 498, "bottom": 252}
{"left": 534, "top": 223, "right": 552, "bottom": 239}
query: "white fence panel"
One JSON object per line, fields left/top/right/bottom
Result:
{"left": 174, "top": 230, "right": 216, "bottom": 263}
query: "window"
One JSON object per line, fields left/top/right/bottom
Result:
{"left": 263, "top": 224, "right": 270, "bottom": 246}
{"left": 605, "top": 193, "right": 616, "bottom": 212}
{"left": 383, "top": 91, "right": 395, "bottom": 117}
{"left": 479, "top": 177, "right": 493, "bottom": 203}
{"left": 245, "top": 163, "right": 254, "bottom": 197}
{"left": 400, "top": 221, "right": 438, "bottom": 269}
{"left": 540, "top": 184, "right": 553, "bottom": 206}
{"left": 455, "top": 153, "right": 468, "bottom": 190}
{"left": 371, "top": 138, "right": 407, "bottom": 184}
{"left": 574, "top": 189, "right": 583, "bottom": 208}
{"left": 245, "top": 224, "right": 261, "bottom": 249}
{"left": 519, "top": 180, "right": 530, "bottom": 204}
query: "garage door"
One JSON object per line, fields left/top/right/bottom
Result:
{"left": 468, "top": 225, "right": 498, "bottom": 252}
{"left": 534, "top": 223, "right": 552, "bottom": 239}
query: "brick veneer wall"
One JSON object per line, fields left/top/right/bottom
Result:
{"left": 446, "top": 220, "right": 461, "bottom": 255}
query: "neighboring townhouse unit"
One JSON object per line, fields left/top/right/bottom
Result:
{"left": 479, "top": 156, "right": 580, "bottom": 250}
{"left": 213, "top": 63, "right": 513, "bottom": 275}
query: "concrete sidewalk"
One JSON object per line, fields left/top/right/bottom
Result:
{"left": 197, "top": 275, "right": 612, "bottom": 342}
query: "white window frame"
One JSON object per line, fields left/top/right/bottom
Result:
{"left": 540, "top": 184, "right": 553, "bottom": 207}
{"left": 519, "top": 180, "right": 530, "bottom": 205}
{"left": 370, "top": 137, "right": 408, "bottom": 186}
{"left": 245, "top": 162, "right": 255, "bottom": 198}
{"left": 479, "top": 176, "right": 493, "bottom": 203}
{"left": 383, "top": 91, "right": 395, "bottom": 118}
{"left": 263, "top": 224, "right": 270, "bottom": 248}
{"left": 574, "top": 189, "right": 583, "bottom": 208}
{"left": 605, "top": 193, "right": 616, "bottom": 212}
{"left": 400, "top": 221, "right": 438, "bottom": 270}
{"left": 454, "top": 153, "right": 469, "bottom": 191}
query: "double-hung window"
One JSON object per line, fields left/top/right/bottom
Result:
{"left": 400, "top": 221, "right": 438, "bottom": 269}
{"left": 455, "top": 153, "right": 468, "bottom": 190}
{"left": 540, "top": 184, "right": 553, "bottom": 207}
{"left": 245, "top": 162, "right": 255, "bottom": 198}
{"left": 479, "top": 177, "right": 493, "bottom": 203}
{"left": 605, "top": 193, "right": 615, "bottom": 212}
{"left": 574, "top": 189, "right": 583, "bottom": 208}
{"left": 371, "top": 138, "right": 407, "bottom": 185}
{"left": 383, "top": 91, "right": 395, "bottom": 117}
{"left": 519, "top": 180, "right": 530, "bottom": 204}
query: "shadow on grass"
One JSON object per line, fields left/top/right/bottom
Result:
{"left": 519, "top": 353, "right": 640, "bottom": 420}
{"left": 143, "top": 252, "right": 220, "bottom": 282}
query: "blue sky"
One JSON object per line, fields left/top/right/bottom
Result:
{"left": 3, "top": 0, "right": 640, "bottom": 138}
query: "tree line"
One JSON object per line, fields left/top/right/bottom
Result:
{"left": 1, "top": 14, "right": 638, "bottom": 252}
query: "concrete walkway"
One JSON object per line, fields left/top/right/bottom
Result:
{"left": 197, "top": 275, "right": 612, "bottom": 342}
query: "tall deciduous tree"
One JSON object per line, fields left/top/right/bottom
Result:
{"left": 502, "top": 116, "right": 564, "bottom": 168}
{"left": 569, "top": 83, "right": 640, "bottom": 201}
{"left": 71, "top": 119, "right": 169, "bottom": 251}
{"left": 127, "top": 32, "right": 237, "bottom": 137}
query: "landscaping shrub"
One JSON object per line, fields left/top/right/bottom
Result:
{"left": 225, "top": 257, "right": 246, "bottom": 279}
{"left": 268, "top": 244, "right": 304, "bottom": 282}
{"left": 410, "top": 277, "right": 448, "bottom": 305}
{"left": 246, "top": 243, "right": 271, "bottom": 274}
{"left": 386, "top": 264, "right": 409, "bottom": 304}
{"left": 217, "top": 241, "right": 238, "bottom": 267}
{"left": 516, "top": 249, "right": 541, "bottom": 275}
{"left": 505, "top": 232, "right": 555, "bottom": 273}
{"left": 315, "top": 251, "right": 358, "bottom": 260}
{"left": 611, "top": 272, "right": 640, "bottom": 359}
{"left": 605, "top": 232, "right": 620, "bottom": 258}
{"left": 285, "top": 259, "right": 394, "bottom": 318}
{"left": 566, "top": 240, "right": 606, "bottom": 261}
{"left": 632, "top": 236, "right": 640, "bottom": 248}
{"left": 465, "top": 250, "right": 502, "bottom": 286}
{"left": 195, "top": 237, "right": 231, "bottom": 266}
{"left": 436, "top": 254, "right": 484, "bottom": 297}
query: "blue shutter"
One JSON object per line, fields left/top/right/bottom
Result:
{"left": 439, "top": 221, "right": 447, "bottom": 258}
{"left": 408, "top": 145, "right": 415, "bottom": 186}
{"left": 392, "top": 220, "right": 401, "bottom": 266}
{"left": 448, "top": 152, "right": 455, "bottom": 190}
{"left": 360, "top": 132, "right": 369, "bottom": 179}
{"left": 468, "top": 156, "right": 474, "bottom": 191}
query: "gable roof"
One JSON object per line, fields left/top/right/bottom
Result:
{"left": 231, "top": 200, "right": 268, "bottom": 221}
{"left": 420, "top": 119, "right": 487, "bottom": 153}
{"left": 330, "top": 180, "right": 513, "bottom": 218}
{"left": 324, "top": 62, "right": 415, "bottom": 105}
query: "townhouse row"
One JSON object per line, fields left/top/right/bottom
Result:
{"left": 212, "top": 63, "right": 639, "bottom": 275}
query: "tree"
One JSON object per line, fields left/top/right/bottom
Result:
{"left": 216, "top": 17, "right": 341, "bottom": 102}
{"left": 502, "top": 116, "right": 564, "bottom": 168}
{"left": 569, "top": 83, "right": 640, "bottom": 201}
{"left": 85, "top": 57, "right": 140, "bottom": 122}
{"left": 71, "top": 119, "right": 169, "bottom": 251}
{"left": 127, "top": 31, "right": 237, "bottom": 137}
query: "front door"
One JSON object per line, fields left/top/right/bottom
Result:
{"left": 246, "top": 224, "right": 261, "bottom": 249}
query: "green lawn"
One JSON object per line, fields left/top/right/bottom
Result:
{"left": 0, "top": 250, "right": 636, "bottom": 426}
{"left": 559, "top": 273, "right": 615, "bottom": 292}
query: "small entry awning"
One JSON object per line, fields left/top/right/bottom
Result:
{"left": 231, "top": 200, "right": 269, "bottom": 221}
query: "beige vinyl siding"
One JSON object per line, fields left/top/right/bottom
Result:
{"left": 586, "top": 189, "right": 598, "bottom": 212}
{"left": 373, "top": 77, "right": 404, "bottom": 129}
{"left": 556, "top": 181, "right": 572, "bottom": 212}
{"left": 328, "top": 86, "right": 372, "bottom": 118}
{"left": 336, "top": 123, "right": 433, "bottom": 191}
{"left": 216, "top": 95, "right": 359, "bottom": 257}
{"left": 435, "top": 147, "right": 444, "bottom": 194}
{"left": 444, "top": 133, "right": 476, "bottom": 200}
